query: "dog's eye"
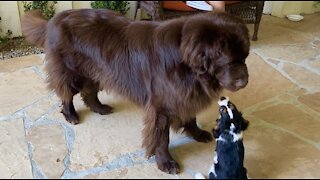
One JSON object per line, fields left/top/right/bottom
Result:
{"left": 202, "top": 52, "right": 206, "bottom": 57}
{"left": 198, "top": 66, "right": 206, "bottom": 74}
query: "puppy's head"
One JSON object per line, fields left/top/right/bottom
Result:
{"left": 212, "top": 96, "right": 249, "bottom": 138}
{"left": 180, "top": 13, "right": 250, "bottom": 92}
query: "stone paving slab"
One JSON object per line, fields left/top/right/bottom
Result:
{"left": 0, "top": 13, "right": 320, "bottom": 179}
{"left": 0, "top": 119, "right": 33, "bottom": 179}
{"left": 0, "top": 68, "right": 48, "bottom": 117}
{"left": 28, "top": 124, "right": 68, "bottom": 179}
{"left": 245, "top": 122, "right": 320, "bottom": 179}
{"left": 0, "top": 55, "right": 43, "bottom": 73}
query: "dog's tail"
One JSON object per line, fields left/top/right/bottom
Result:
{"left": 22, "top": 10, "right": 48, "bottom": 47}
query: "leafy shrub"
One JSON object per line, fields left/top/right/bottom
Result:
{"left": 0, "top": 17, "right": 12, "bottom": 46}
{"left": 23, "top": 1, "right": 57, "bottom": 19}
{"left": 91, "top": 1, "right": 130, "bottom": 15}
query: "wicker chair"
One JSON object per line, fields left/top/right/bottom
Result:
{"left": 134, "top": 1, "right": 265, "bottom": 41}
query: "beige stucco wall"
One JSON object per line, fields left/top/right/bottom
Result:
{"left": 0, "top": 1, "right": 22, "bottom": 37}
{"left": 56, "top": 1, "right": 73, "bottom": 13}
{"left": 17, "top": 1, "right": 25, "bottom": 23}
{"left": 72, "top": 1, "right": 91, "bottom": 9}
{"left": 271, "top": 1, "right": 320, "bottom": 18}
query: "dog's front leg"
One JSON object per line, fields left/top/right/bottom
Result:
{"left": 184, "top": 118, "right": 213, "bottom": 143}
{"left": 142, "top": 108, "right": 180, "bottom": 174}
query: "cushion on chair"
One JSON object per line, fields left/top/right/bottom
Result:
{"left": 225, "top": 1, "right": 241, "bottom": 5}
{"left": 163, "top": 1, "right": 241, "bottom": 12}
{"left": 163, "top": 1, "right": 196, "bottom": 11}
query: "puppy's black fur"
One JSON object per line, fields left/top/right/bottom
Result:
{"left": 209, "top": 97, "right": 249, "bottom": 179}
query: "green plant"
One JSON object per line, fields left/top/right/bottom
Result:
{"left": 91, "top": 1, "right": 130, "bottom": 15}
{"left": 314, "top": 1, "right": 320, "bottom": 8}
{"left": 0, "top": 17, "right": 8, "bottom": 46}
{"left": 23, "top": 1, "right": 57, "bottom": 19}
{"left": 0, "top": 30, "right": 12, "bottom": 45}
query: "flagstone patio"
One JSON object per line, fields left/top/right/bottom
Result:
{"left": 0, "top": 12, "right": 319, "bottom": 179}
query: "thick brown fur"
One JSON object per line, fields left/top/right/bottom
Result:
{"left": 22, "top": 9, "right": 250, "bottom": 174}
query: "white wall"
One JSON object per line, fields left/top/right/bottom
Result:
{"left": 263, "top": 1, "right": 273, "bottom": 14}
{"left": 271, "top": 1, "right": 320, "bottom": 18}
{"left": 72, "top": 1, "right": 91, "bottom": 9}
{"left": 55, "top": 1, "right": 73, "bottom": 13}
{"left": 0, "top": 1, "right": 22, "bottom": 37}
{"left": 127, "top": 1, "right": 138, "bottom": 20}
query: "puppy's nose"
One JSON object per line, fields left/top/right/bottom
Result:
{"left": 235, "top": 79, "right": 248, "bottom": 88}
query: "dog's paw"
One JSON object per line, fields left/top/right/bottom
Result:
{"left": 61, "top": 111, "right": 80, "bottom": 125}
{"left": 67, "top": 118, "right": 80, "bottom": 125}
{"left": 192, "top": 130, "right": 213, "bottom": 143}
{"left": 157, "top": 159, "right": 180, "bottom": 175}
{"left": 92, "top": 104, "right": 113, "bottom": 115}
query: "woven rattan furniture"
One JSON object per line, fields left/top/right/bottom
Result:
{"left": 134, "top": 1, "right": 265, "bottom": 41}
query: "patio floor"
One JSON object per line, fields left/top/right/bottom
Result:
{"left": 0, "top": 12, "right": 320, "bottom": 179}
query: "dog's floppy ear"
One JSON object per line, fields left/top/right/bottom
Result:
{"left": 180, "top": 22, "right": 225, "bottom": 76}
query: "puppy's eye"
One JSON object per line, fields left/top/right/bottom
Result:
{"left": 227, "top": 102, "right": 236, "bottom": 110}
{"left": 219, "top": 106, "right": 227, "bottom": 113}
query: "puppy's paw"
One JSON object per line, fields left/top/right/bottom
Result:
{"left": 157, "top": 159, "right": 180, "bottom": 175}
{"left": 92, "top": 104, "right": 113, "bottom": 115}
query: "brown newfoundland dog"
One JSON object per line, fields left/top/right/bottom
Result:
{"left": 22, "top": 9, "right": 250, "bottom": 174}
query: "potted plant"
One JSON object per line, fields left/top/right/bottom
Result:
{"left": 91, "top": 1, "right": 130, "bottom": 16}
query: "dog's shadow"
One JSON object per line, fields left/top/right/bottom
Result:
{"left": 75, "top": 93, "right": 143, "bottom": 124}
{"left": 168, "top": 123, "right": 216, "bottom": 176}
{"left": 170, "top": 139, "right": 215, "bottom": 176}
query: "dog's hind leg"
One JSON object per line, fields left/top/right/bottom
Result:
{"left": 80, "top": 80, "right": 113, "bottom": 115}
{"left": 184, "top": 118, "right": 213, "bottom": 143}
{"left": 61, "top": 92, "right": 79, "bottom": 125}
{"left": 56, "top": 82, "right": 80, "bottom": 125}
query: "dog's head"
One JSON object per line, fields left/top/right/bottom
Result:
{"left": 180, "top": 13, "right": 250, "bottom": 92}
{"left": 212, "top": 96, "right": 249, "bottom": 139}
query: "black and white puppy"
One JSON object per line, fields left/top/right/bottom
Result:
{"left": 196, "top": 96, "right": 250, "bottom": 179}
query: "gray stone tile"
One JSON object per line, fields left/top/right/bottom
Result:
{"left": 0, "top": 119, "right": 33, "bottom": 178}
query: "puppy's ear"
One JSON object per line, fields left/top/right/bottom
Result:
{"left": 241, "top": 118, "right": 250, "bottom": 131}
